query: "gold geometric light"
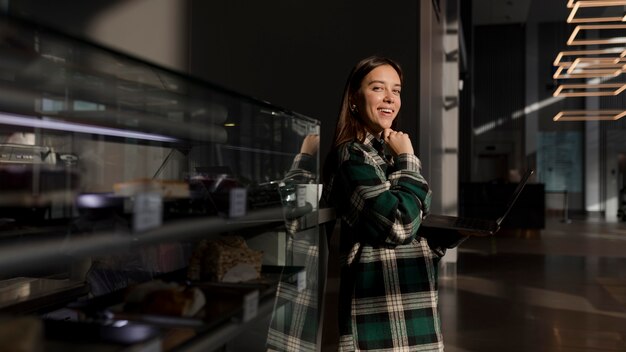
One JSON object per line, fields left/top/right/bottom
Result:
{"left": 567, "top": 1, "right": 626, "bottom": 23}
{"left": 553, "top": 48, "right": 626, "bottom": 66}
{"left": 553, "top": 83, "right": 626, "bottom": 97}
{"left": 567, "top": 0, "right": 625, "bottom": 8}
{"left": 554, "top": 2, "right": 626, "bottom": 121}
{"left": 553, "top": 110, "right": 626, "bottom": 121}
{"left": 566, "top": 58, "right": 626, "bottom": 73}
{"left": 567, "top": 24, "right": 626, "bottom": 45}
{"left": 552, "top": 64, "right": 624, "bottom": 79}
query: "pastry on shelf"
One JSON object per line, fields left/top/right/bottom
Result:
{"left": 124, "top": 280, "right": 205, "bottom": 317}
{"left": 187, "top": 236, "right": 263, "bottom": 283}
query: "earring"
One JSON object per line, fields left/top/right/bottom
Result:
{"left": 350, "top": 104, "right": 358, "bottom": 113}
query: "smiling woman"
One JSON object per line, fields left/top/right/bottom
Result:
{"left": 322, "top": 56, "right": 442, "bottom": 351}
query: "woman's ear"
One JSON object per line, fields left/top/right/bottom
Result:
{"left": 349, "top": 95, "right": 359, "bottom": 113}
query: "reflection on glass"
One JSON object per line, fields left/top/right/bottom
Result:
{"left": 267, "top": 133, "right": 321, "bottom": 351}
{"left": 0, "top": 14, "right": 323, "bottom": 351}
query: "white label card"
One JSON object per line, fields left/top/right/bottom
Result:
{"left": 133, "top": 192, "right": 162, "bottom": 232}
{"left": 296, "top": 185, "right": 306, "bottom": 208}
{"left": 242, "top": 290, "right": 259, "bottom": 322}
{"left": 229, "top": 188, "right": 247, "bottom": 218}
{"left": 297, "top": 270, "right": 307, "bottom": 292}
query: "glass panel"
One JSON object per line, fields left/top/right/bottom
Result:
{"left": 0, "top": 15, "right": 322, "bottom": 351}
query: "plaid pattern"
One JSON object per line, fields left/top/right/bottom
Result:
{"left": 267, "top": 152, "right": 322, "bottom": 351}
{"left": 326, "top": 133, "right": 443, "bottom": 351}
{"left": 280, "top": 153, "right": 318, "bottom": 235}
{"left": 267, "top": 233, "right": 320, "bottom": 352}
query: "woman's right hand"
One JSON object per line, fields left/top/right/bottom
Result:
{"left": 300, "top": 134, "right": 320, "bottom": 156}
{"left": 383, "top": 128, "right": 414, "bottom": 155}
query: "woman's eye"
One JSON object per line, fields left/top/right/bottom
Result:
{"left": 372, "top": 86, "right": 383, "bottom": 91}
{"left": 394, "top": 90, "right": 401, "bottom": 95}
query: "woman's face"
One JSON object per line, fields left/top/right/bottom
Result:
{"left": 353, "top": 64, "right": 402, "bottom": 135}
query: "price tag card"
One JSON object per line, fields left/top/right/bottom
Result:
{"left": 133, "top": 192, "right": 163, "bottom": 232}
{"left": 296, "top": 185, "right": 307, "bottom": 208}
{"left": 242, "top": 290, "right": 259, "bottom": 322}
{"left": 229, "top": 188, "right": 247, "bottom": 218}
{"left": 297, "top": 270, "right": 307, "bottom": 292}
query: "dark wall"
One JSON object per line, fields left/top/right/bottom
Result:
{"left": 7, "top": 1, "right": 123, "bottom": 33}
{"left": 7, "top": 1, "right": 190, "bottom": 71}
{"left": 188, "top": 0, "right": 420, "bottom": 164}
{"left": 471, "top": 24, "right": 526, "bottom": 181}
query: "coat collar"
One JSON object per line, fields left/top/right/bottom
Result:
{"left": 364, "top": 131, "right": 385, "bottom": 155}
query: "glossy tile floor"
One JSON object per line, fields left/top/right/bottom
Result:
{"left": 440, "top": 215, "right": 626, "bottom": 352}
{"left": 322, "top": 215, "right": 626, "bottom": 351}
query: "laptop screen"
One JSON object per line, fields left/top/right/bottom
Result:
{"left": 496, "top": 169, "right": 534, "bottom": 225}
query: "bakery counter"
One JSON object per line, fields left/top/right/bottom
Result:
{"left": 0, "top": 13, "right": 324, "bottom": 351}
{"left": 0, "top": 204, "right": 330, "bottom": 350}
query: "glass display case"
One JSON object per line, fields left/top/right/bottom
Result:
{"left": 0, "top": 14, "right": 330, "bottom": 351}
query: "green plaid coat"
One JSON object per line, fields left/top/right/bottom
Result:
{"left": 325, "top": 133, "right": 443, "bottom": 351}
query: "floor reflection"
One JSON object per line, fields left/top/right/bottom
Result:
{"left": 440, "top": 216, "right": 626, "bottom": 352}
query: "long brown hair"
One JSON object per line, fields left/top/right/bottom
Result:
{"left": 323, "top": 56, "right": 403, "bottom": 183}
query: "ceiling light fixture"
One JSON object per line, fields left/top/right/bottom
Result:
{"left": 567, "top": 0, "right": 624, "bottom": 8}
{"left": 552, "top": 65, "right": 624, "bottom": 79}
{"left": 567, "top": 1, "right": 626, "bottom": 23}
{"left": 553, "top": 110, "right": 626, "bottom": 121}
{"left": 553, "top": 83, "right": 626, "bottom": 97}
{"left": 567, "top": 24, "right": 626, "bottom": 45}
{"left": 553, "top": 48, "right": 626, "bottom": 66}
{"left": 554, "top": 2, "right": 626, "bottom": 122}
{"left": 566, "top": 58, "right": 626, "bottom": 73}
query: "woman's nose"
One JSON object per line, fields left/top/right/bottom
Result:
{"left": 384, "top": 93, "right": 394, "bottom": 103}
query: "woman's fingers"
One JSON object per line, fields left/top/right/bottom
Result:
{"left": 384, "top": 130, "right": 414, "bottom": 155}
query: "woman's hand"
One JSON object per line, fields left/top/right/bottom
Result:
{"left": 383, "top": 128, "right": 414, "bottom": 155}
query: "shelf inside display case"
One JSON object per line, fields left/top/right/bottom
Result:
{"left": 0, "top": 277, "right": 89, "bottom": 314}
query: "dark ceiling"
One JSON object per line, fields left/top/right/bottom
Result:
{"left": 473, "top": 0, "right": 570, "bottom": 26}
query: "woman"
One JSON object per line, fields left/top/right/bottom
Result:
{"left": 323, "top": 56, "right": 444, "bottom": 351}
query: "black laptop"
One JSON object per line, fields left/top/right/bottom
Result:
{"left": 420, "top": 169, "right": 534, "bottom": 236}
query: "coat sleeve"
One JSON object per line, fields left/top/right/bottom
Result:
{"left": 283, "top": 153, "right": 317, "bottom": 184}
{"left": 334, "top": 145, "right": 431, "bottom": 246}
